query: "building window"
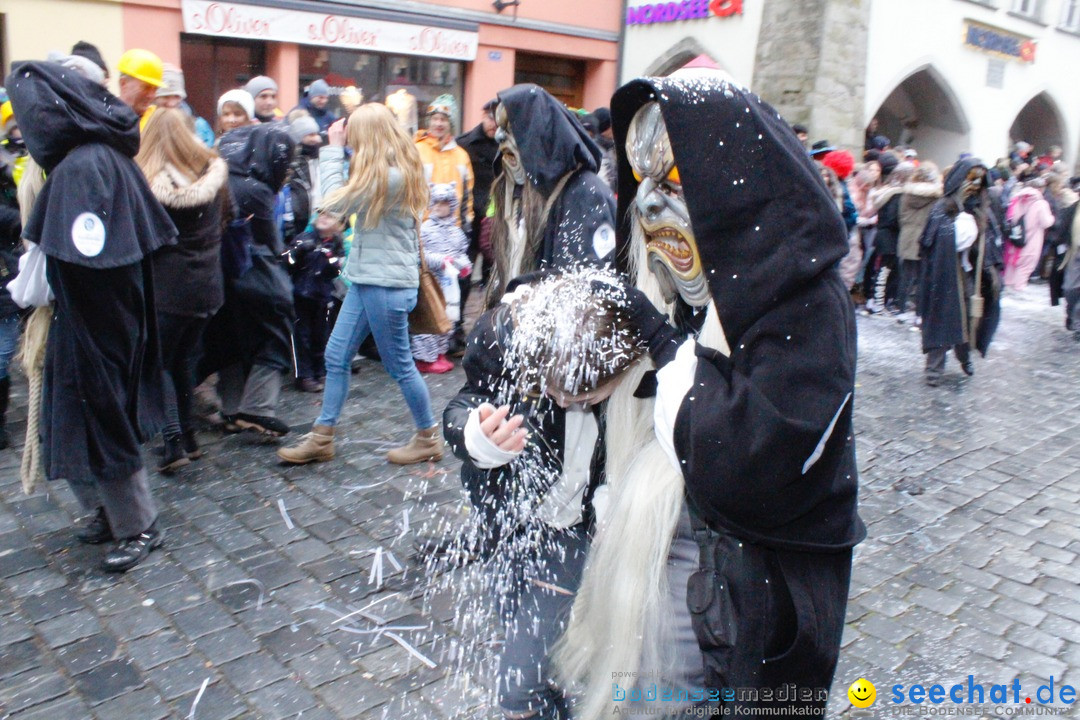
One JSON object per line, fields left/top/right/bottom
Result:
{"left": 1062, "top": 0, "right": 1080, "bottom": 29}
{"left": 1011, "top": 0, "right": 1043, "bottom": 20}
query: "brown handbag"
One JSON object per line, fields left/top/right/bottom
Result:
{"left": 409, "top": 237, "right": 453, "bottom": 335}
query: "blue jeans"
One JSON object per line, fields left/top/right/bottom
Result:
{"left": 315, "top": 283, "right": 435, "bottom": 430}
{"left": 0, "top": 313, "right": 19, "bottom": 381}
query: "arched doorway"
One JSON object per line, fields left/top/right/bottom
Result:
{"left": 870, "top": 65, "right": 970, "bottom": 166}
{"left": 1009, "top": 92, "right": 1067, "bottom": 160}
{"left": 644, "top": 37, "right": 724, "bottom": 77}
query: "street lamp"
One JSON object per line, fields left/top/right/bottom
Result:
{"left": 492, "top": 0, "right": 520, "bottom": 12}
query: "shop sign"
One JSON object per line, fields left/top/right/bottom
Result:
{"left": 181, "top": 0, "right": 478, "bottom": 61}
{"left": 626, "top": 0, "right": 742, "bottom": 26}
{"left": 964, "top": 20, "right": 1035, "bottom": 63}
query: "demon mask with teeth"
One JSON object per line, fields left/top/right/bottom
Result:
{"left": 625, "top": 102, "right": 710, "bottom": 308}
{"left": 486, "top": 84, "right": 617, "bottom": 306}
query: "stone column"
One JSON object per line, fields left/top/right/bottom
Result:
{"left": 751, "top": 0, "right": 869, "bottom": 151}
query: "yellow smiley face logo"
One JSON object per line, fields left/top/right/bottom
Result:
{"left": 848, "top": 678, "right": 877, "bottom": 708}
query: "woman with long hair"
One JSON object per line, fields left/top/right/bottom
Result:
{"left": 136, "top": 108, "right": 229, "bottom": 471}
{"left": 278, "top": 103, "right": 439, "bottom": 466}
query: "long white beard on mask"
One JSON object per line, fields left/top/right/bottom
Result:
{"left": 555, "top": 221, "right": 729, "bottom": 720}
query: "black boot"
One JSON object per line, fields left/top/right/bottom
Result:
{"left": 157, "top": 433, "right": 190, "bottom": 474}
{"left": 447, "top": 324, "right": 467, "bottom": 358}
{"left": 101, "top": 522, "right": 164, "bottom": 573}
{"left": 0, "top": 376, "right": 10, "bottom": 450}
{"left": 76, "top": 507, "right": 114, "bottom": 545}
{"left": 182, "top": 430, "right": 202, "bottom": 460}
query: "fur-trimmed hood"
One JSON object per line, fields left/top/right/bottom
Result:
{"left": 867, "top": 185, "right": 903, "bottom": 215}
{"left": 901, "top": 181, "right": 942, "bottom": 211}
{"left": 150, "top": 157, "right": 228, "bottom": 209}
{"left": 903, "top": 180, "right": 943, "bottom": 199}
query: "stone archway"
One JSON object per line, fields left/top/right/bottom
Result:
{"left": 1009, "top": 91, "right": 1067, "bottom": 161}
{"left": 644, "top": 37, "right": 723, "bottom": 77}
{"left": 871, "top": 65, "right": 971, "bottom": 166}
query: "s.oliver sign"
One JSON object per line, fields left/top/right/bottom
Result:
{"left": 627, "top": 0, "right": 742, "bottom": 26}
{"left": 181, "top": 0, "right": 478, "bottom": 61}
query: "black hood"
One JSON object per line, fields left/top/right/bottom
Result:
{"left": 5, "top": 61, "right": 139, "bottom": 173}
{"left": 612, "top": 76, "right": 849, "bottom": 344}
{"left": 943, "top": 156, "right": 986, "bottom": 197}
{"left": 496, "top": 84, "right": 601, "bottom": 197}
{"left": 219, "top": 123, "right": 294, "bottom": 220}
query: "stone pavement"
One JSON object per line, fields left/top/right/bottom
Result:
{"left": 0, "top": 282, "right": 1078, "bottom": 719}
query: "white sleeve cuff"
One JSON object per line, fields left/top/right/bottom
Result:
{"left": 653, "top": 339, "right": 697, "bottom": 472}
{"left": 464, "top": 407, "right": 522, "bottom": 469}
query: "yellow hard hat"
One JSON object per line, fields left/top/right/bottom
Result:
{"left": 117, "top": 49, "right": 164, "bottom": 88}
{"left": 0, "top": 101, "right": 13, "bottom": 132}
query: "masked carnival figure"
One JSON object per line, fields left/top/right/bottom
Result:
{"left": 918, "top": 157, "right": 1001, "bottom": 386}
{"left": 486, "top": 84, "right": 616, "bottom": 303}
{"left": 557, "top": 74, "right": 866, "bottom": 718}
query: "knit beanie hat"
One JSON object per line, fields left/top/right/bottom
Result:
{"left": 878, "top": 152, "right": 900, "bottom": 178}
{"left": 157, "top": 64, "right": 186, "bottom": 100}
{"left": 218, "top": 89, "right": 255, "bottom": 119}
{"left": 593, "top": 107, "right": 612, "bottom": 133}
{"left": 307, "top": 79, "right": 330, "bottom": 98}
{"left": 244, "top": 75, "right": 277, "bottom": 99}
{"left": 289, "top": 115, "right": 320, "bottom": 143}
{"left": 427, "top": 94, "right": 458, "bottom": 126}
{"left": 821, "top": 150, "right": 855, "bottom": 181}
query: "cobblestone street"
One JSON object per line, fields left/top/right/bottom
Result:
{"left": 0, "top": 282, "right": 1078, "bottom": 719}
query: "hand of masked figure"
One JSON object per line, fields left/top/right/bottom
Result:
{"left": 592, "top": 278, "right": 685, "bottom": 366}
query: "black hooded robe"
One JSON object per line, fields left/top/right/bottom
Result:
{"left": 495, "top": 85, "right": 616, "bottom": 283}
{"left": 918, "top": 158, "right": 1000, "bottom": 357}
{"left": 612, "top": 76, "right": 865, "bottom": 706}
{"left": 7, "top": 61, "right": 176, "bottom": 484}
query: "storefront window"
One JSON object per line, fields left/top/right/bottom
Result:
{"left": 180, "top": 35, "right": 265, "bottom": 125}
{"left": 297, "top": 47, "right": 463, "bottom": 134}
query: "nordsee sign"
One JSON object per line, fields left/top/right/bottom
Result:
{"left": 626, "top": 0, "right": 743, "bottom": 26}
{"left": 964, "top": 20, "right": 1036, "bottom": 63}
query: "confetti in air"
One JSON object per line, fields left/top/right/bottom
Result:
{"left": 417, "top": 266, "right": 646, "bottom": 708}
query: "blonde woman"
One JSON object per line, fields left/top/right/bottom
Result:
{"left": 279, "top": 104, "right": 437, "bottom": 466}
{"left": 136, "top": 108, "right": 229, "bottom": 472}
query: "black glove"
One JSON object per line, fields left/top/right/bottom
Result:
{"left": 593, "top": 280, "right": 687, "bottom": 368}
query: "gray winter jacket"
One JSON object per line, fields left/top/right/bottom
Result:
{"left": 320, "top": 146, "right": 419, "bottom": 289}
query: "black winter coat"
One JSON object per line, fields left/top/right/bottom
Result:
{"left": 874, "top": 194, "right": 902, "bottom": 256}
{"left": 0, "top": 209, "right": 20, "bottom": 317}
{"left": 148, "top": 158, "right": 230, "bottom": 317}
{"left": 457, "top": 123, "right": 498, "bottom": 225}
{"left": 444, "top": 292, "right": 605, "bottom": 556}
{"left": 287, "top": 230, "right": 344, "bottom": 303}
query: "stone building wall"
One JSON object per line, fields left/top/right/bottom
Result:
{"left": 752, "top": 0, "right": 870, "bottom": 148}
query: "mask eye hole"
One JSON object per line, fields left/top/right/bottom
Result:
{"left": 632, "top": 168, "right": 642, "bottom": 183}
{"left": 667, "top": 166, "right": 680, "bottom": 185}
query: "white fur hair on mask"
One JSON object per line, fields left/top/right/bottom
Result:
{"left": 555, "top": 213, "right": 729, "bottom": 720}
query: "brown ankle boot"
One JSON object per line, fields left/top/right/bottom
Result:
{"left": 277, "top": 425, "right": 335, "bottom": 464}
{"left": 386, "top": 426, "right": 443, "bottom": 465}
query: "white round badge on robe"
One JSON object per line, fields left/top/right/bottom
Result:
{"left": 593, "top": 223, "right": 615, "bottom": 259}
{"left": 71, "top": 213, "right": 106, "bottom": 257}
